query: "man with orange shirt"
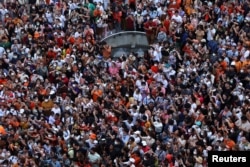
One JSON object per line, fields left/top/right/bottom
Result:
{"left": 93, "top": 6, "right": 102, "bottom": 18}
{"left": 242, "top": 56, "right": 250, "bottom": 68}
{"left": 130, "top": 151, "right": 141, "bottom": 166}
{"left": 219, "top": 57, "right": 228, "bottom": 71}
{"left": 232, "top": 56, "right": 243, "bottom": 73}
{"left": 41, "top": 96, "right": 54, "bottom": 117}
{"left": 91, "top": 85, "right": 103, "bottom": 102}
{"left": 224, "top": 136, "right": 236, "bottom": 150}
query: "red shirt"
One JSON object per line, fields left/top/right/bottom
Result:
{"left": 151, "top": 65, "right": 159, "bottom": 73}
{"left": 126, "top": 16, "right": 134, "bottom": 30}
{"left": 55, "top": 37, "right": 64, "bottom": 47}
{"left": 62, "top": 77, "right": 69, "bottom": 85}
{"left": 163, "top": 19, "right": 170, "bottom": 34}
{"left": 47, "top": 50, "right": 56, "bottom": 60}
{"left": 113, "top": 11, "right": 122, "bottom": 22}
{"left": 144, "top": 21, "right": 157, "bottom": 34}
{"left": 142, "top": 145, "right": 150, "bottom": 153}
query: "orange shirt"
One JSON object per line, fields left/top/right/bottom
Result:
{"left": 41, "top": 100, "right": 54, "bottom": 111}
{"left": 224, "top": 139, "right": 235, "bottom": 150}
{"left": 93, "top": 9, "right": 102, "bottom": 17}
{"left": 220, "top": 61, "right": 228, "bottom": 71}
{"left": 29, "top": 101, "right": 36, "bottom": 110}
{"left": 68, "top": 36, "right": 75, "bottom": 44}
{"left": 65, "top": 48, "right": 72, "bottom": 55}
{"left": 20, "top": 121, "right": 29, "bottom": 129}
{"left": 242, "top": 59, "right": 250, "bottom": 68}
{"left": 235, "top": 61, "right": 243, "bottom": 72}
{"left": 39, "top": 88, "right": 47, "bottom": 96}
{"left": 10, "top": 120, "right": 20, "bottom": 128}
{"left": 13, "top": 101, "right": 21, "bottom": 110}
{"left": 0, "top": 78, "right": 8, "bottom": 85}
{"left": 92, "top": 89, "right": 103, "bottom": 102}
{"left": 131, "top": 153, "right": 141, "bottom": 166}
{"left": 0, "top": 125, "right": 6, "bottom": 135}
{"left": 215, "top": 68, "right": 224, "bottom": 82}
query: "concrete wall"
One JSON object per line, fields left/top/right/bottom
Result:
{"left": 101, "top": 31, "right": 149, "bottom": 48}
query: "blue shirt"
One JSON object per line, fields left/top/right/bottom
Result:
{"left": 51, "top": 160, "right": 61, "bottom": 167}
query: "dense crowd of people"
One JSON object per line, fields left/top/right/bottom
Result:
{"left": 0, "top": 0, "right": 249, "bottom": 167}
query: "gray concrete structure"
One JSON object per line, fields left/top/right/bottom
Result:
{"left": 101, "top": 31, "right": 150, "bottom": 57}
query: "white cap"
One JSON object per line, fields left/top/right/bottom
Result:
{"left": 129, "top": 158, "right": 135, "bottom": 163}
{"left": 50, "top": 90, "right": 55, "bottom": 95}
{"left": 134, "top": 131, "right": 141, "bottom": 135}
{"left": 142, "top": 141, "right": 147, "bottom": 146}
{"left": 206, "top": 146, "right": 212, "bottom": 151}
{"left": 20, "top": 109, "right": 25, "bottom": 114}
{"left": 201, "top": 39, "right": 206, "bottom": 43}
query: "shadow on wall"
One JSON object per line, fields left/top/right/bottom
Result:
{"left": 101, "top": 31, "right": 150, "bottom": 57}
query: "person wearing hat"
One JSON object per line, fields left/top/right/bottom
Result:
{"left": 139, "top": 140, "right": 151, "bottom": 153}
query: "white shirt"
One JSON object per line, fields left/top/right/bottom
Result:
{"left": 0, "top": 109, "right": 5, "bottom": 117}
{"left": 235, "top": 120, "right": 250, "bottom": 132}
{"left": 207, "top": 28, "right": 216, "bottom": 41}
{"left": 162, "top": 79, "right": 168, "bottom": 88}
{"left": 48, "top": 115, "right": 55, "bottom": 125}
{"left": 243, "top": 50, "right": 250, "bottom": 59}
{"left": 0, "top": 47, "right": 5, "bottom": 56}
{"left": 131, "top": 110, "right": 139, "bottom": 123}
{"left": 152, "top": 50, "right": 160, "bottom": 62}
{"left": 157, "top": 7, "right": 166, "bottom": 16}
{"left": 153, "top": 121, "right": 163, "bottom": 133}
{"left": 45, "top": 12, "right": 54, "bottom": 23}
{"left": 133, "top": 92, "right": 142, "bottom": 103}
{"left": 51, "top": 107, "right": 61, "bottom": 115}
{"left": 135, "top": 79, "right": 142, "bottom": 88}
{"left": 171, "top": 14, "right": 182, "bottom": 24}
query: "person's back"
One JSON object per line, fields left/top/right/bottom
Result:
{"left": 102, "top": 43, "right": 111, "bottom": 59}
